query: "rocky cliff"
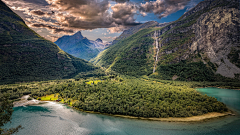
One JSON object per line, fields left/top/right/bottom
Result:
{"left": 191, "top": 6, "right": 240, "bottom": 78}
{"left": 148, "top": 0, "right": 240, "bottom": 80}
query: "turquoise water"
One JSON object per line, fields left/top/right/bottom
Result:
{"left": 4, "top": 87, "right": 240, "bottom": 135}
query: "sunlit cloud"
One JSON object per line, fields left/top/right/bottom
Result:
{"left": 140, "top": 0, "right": 191, "bottom": 19}
{"left": 2, "top": 0, "right": 199, "bottom": 41}
{"left": 30, "top": 23, "right": 74, "bottom": 34}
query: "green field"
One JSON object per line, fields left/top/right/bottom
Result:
{"left": 85, "top": 80, "right": 102, "bottom": 85}
{"left": 39, "top": 94, "right": 59, "bottom": 101}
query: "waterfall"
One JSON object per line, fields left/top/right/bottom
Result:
{"left": 153, "top": 31, "right": 159, "bottom": 73}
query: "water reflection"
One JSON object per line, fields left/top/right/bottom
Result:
{"left": 14, "top": 106, "right": 51, "bottom": 113}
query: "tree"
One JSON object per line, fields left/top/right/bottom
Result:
{"left": 0, "top": 94, "right": 22, "bottom": 135}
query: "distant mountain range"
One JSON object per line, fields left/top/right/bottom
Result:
{"left": 55, "top": 32, "right": 112, "bottom": 61}
{"left": 0, "top": 0, "right": 101, "bottom": 84}
{"left": 91, "top": 0, "right": 240, "bottom": 81}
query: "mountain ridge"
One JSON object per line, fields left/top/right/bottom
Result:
{"left": 112, "top": 21, "right": 171, "bottom": 45}
{"left": 55, "top": 31, "right": 108, "bottom": 61}
{"left": 92, "top": 0, "right": 240, "bottom": 81}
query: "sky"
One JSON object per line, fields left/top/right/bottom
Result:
{"left": 2, "top": 0, "right": 203, "bottom": 42}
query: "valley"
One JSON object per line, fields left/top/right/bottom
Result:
{"left": 0, "top": 0, "right": 240, "bottom": 134}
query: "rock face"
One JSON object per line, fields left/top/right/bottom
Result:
{"left": 146, "top": 0, "right": 240, "bottom": 79}
{"left": 191, "top": 6, "right": 240, "bottom": 78}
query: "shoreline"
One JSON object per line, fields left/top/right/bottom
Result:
{"left": 13, "top": 95, "right": 48, "bottom": 107}
{"left": 76, "top": 109, "right": 233, "bottom": 122}
{"left": 64, "top": 103, "right": 234, "bottom": 122}
{"left": 195, "top": 86, "right": 240, "bottom": 91}
{"left": 16, "top": 99, "right": 235, "bottom": 122}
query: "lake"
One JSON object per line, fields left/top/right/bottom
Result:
{"left": 4, "top": 87, "right": 240, "bottom": 135}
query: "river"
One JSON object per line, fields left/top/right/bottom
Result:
{"left": 4, "top": 87, "right": 240, "bottom": 135}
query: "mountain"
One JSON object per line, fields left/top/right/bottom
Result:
{"left": 54, "top": 31, "right": 102, "bottom": 61}
{"left": 112, "top": 21, "right": 170, "bottom": 45}
{"left": 0, "top": 0, "right": 101, "bottom": 84}
{"left": 95, "top": 38, "right": 103, "bottom": 43}
{"left": 91, "top": 0, "right": 240, "bottom": 81}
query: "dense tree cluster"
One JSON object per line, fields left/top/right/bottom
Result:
{"left": 0, "top": 77, "right": 229, "bottom": 119}
{"left": 68, "top": 79, "right": 227, "bottom": 118}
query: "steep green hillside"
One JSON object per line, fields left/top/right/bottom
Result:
{"left": 91, "top": 28, "right": 160, "bottom": 77}
{"left": 92, "top": 0, "right": 240, "bottom": 81}
{"left": 0, "top": 0, "right": 102, "bottom": 84}
{"left": 112, "top": 21, "right": 169, "bottom": 45}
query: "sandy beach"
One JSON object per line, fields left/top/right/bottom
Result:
{"left": 72, "top": 106, "right": 234, "bottom": 122}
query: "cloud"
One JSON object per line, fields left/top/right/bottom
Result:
{"left": 49, "top": 1, "right": 141, "bottom": 31}
{"left": 111, "top": 0, "right": 130, "bottom": 3}
{"left": 29, "top": 10, "right": 54, "bottom": 17}
{"left": 108, "top": 25, "right": 127, "bottom": 33}
{"left": 103, "top": 36, "right": 117, "bottom": 40}
{"left": 140, "top": 0, "right": 191, "bottom": 18}
{"left": 30, "top": 23, "right": 74, "bottom": 34}
{"left": 55, "top": 12, "right": 113, "bottom": 30}
{"left": 47, "top": 35, "right": 61, "bottom": 42}
{"left": 2, "top": 0, "right": 48, "bottom": 11}
{"left": 30, "top": 10, "right": 45, "bottom": 16}
{"left": 111, "top": 2, "right": 139, "bottom": 26}
{"left": 3, "top": 0, "right": 196, "bottom": 35}
{"left": 46, "top": 0, "right": 110, "bottom": 19}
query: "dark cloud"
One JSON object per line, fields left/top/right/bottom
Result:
{"left": 30, "top": 10, "right": 54, "bottom": 17}
{"left": 46, "top": 0, "right": 109, "bottom": 19}
{"left": 30, "top": 10, "right": 54, "bottom": 16}
{"left": 31, "top": 10, "right": 46, "bottom": 16}
{"left": 111, "top": 3, "right": 138, "bottom": 26}
{"left": 112, "top": 0, "right": 130, "bottom": 3}
{"left": 50, "top": 1, "right": 140, "bottom": 30}
{"left": 59, "top": 16, "right": 113, "bottom": 30}
{"left": 30, "top": 23, "right": 74, "bottom": 34}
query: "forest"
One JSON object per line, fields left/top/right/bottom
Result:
{"left": 0, "top": 76, "right": 229, "bottom": 118}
